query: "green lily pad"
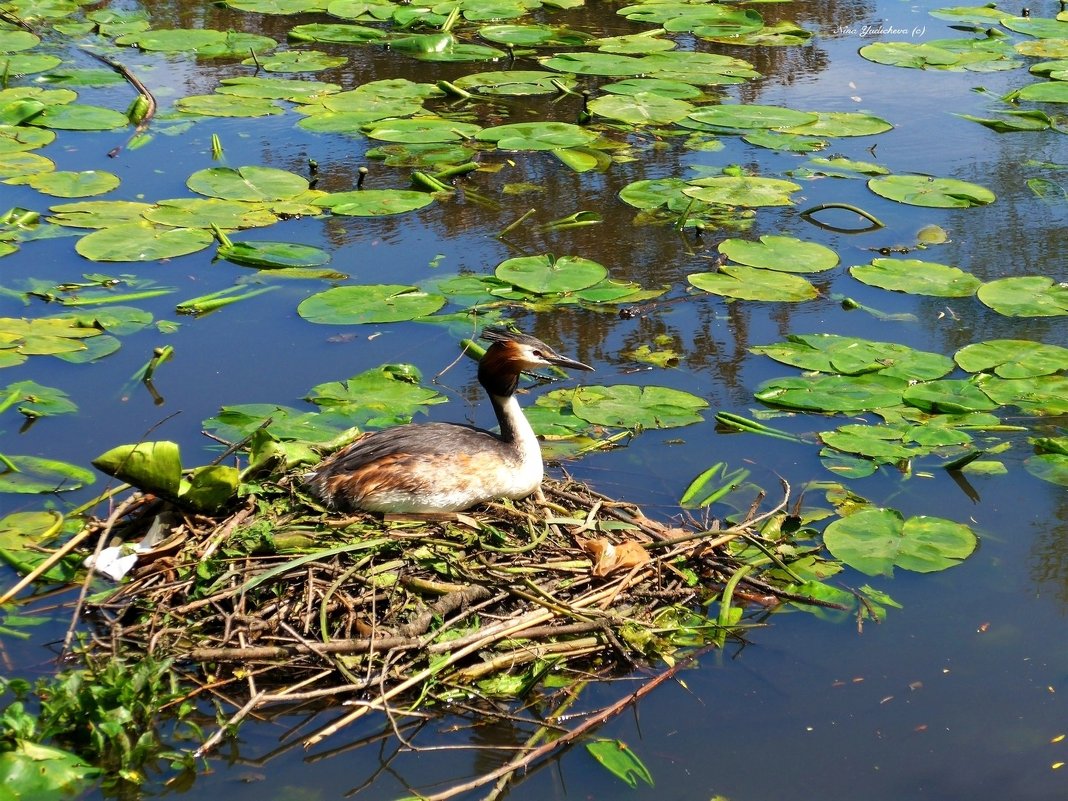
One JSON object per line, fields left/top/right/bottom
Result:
{"left": 618, "top": 177, "right": 692, "bottom": 209}
{"left": 14, "top": 170, "right": 119, "bottom": 198}
{"left": 1026, "top": 453, "right": 1068, "bottom": 486}
{"left": 242, "top": 49, "right": 347, "bottom": 72}
{"left": 823, "top": 507, "right": 977, "bottom": 576}
{"left": 0, "top": 30, "right": 40, "bottom": 51}
{"left": 687, "top": 104, "right": 818, "bottom": 130}
{"left": 187, "top": 165, "right": 310, "bottom": 201}
{"left": 477, "top": 121, "right": 597, "bottom": 150}
{"left": 684, "top": 176, "right": 801, "bottom": 207}
{"left": 218, "top": 240, "right": 331, "bottom": 269}
{"left": 755, "top": 373, "right": 907, "bottom": 412}
{"left": 742, "top": 131, "right": 827, "bottom": 153}
{"left": 92, "top": 440, "right": 181, "bottom": 498}
{"left": 688, "top": 265, "right": 817, "bottom": 301}
{"left": 783, "top": 111, "right": 893, "bottom": 137}
{"left": 849, "top": 258, "right": 981, "bottom": 297}
{"left": 0, "top": 54, "right": 62, "bottom": 75}
{"left": 313, "top": 189, "right": 435, "bottom": 216}
{"left": 0, "top": 151, "right": 53, "bottom": 179}
{"left": 867, "top": 175, "right": 995, "bottom": 207}
{"left": 588, "top": 92, "right": 694, "bottom": 125}
{"left": 719, "top": 235, "right": 838, "bottom": 273}
{"left": 365, "top": 141, "right": 476, "bottom": 167}
{"left": 1011, "top": 82, "right": 1068, "bottom": 102}
{"left": 592, "top": 31, "right": 678, "bottom": 54}
{"left": 176, "top": 94, "right": 284, "bottom": 117}
{"left": 0, "top": 316, "right": 99, "bottom": 363}
{"left": 954, "top": 339, "right": 1068, "bottom": 378}
{"left": 1000, "top": 15, "right": 1068, "bottom": 38}
{"left": 75, "top": 223, "right": 214, "bottom": 262}
{"left": 0, "top": 740, "right": 100, "bottom": 799}
{"left": 804, "top": 157, "right": 891, "bottom": 178}
{"left": 118, "top": 28, "right": 277, "bottom": 56}
{"left": 453, "top": 70, "right": 574, "bottom": 96}
{"left": 495, "top": 254, "right": 608, "bottom": 294}
{"left": 143, "top": 198, "right": 278, "bottom": 229}
{"left": 306, "top": 364, "right": 447, "bottom": 426}
{"left": 364, "top": 118, "right": 482, "bottom": 143}
{"left": 821, "top": 424, "right": 920, "bottom": 462}
{"left": 48, "top": 200, "right": 154, "bottom": 228}
{"left": 976, "top": 276, "right": 1068, "bottom": 317}
{"left": 297, "top": 284, "right": 446, "bottom": 324}
{"left": 0, "top": 380, "right": 76, "bottom": 418}
{"left": 752, "top": 334, "right": 954, "bottom": 381}
{"left": 569, "top": 384, "right": 708, "bottom": 429}
{"left": 0, "top": 124, "right": 54, "bottom": 153}
{"left": 602, "top": 78, "right": 702, "bottom": 99}
{"left": 217, "top": 76, "right": 341, "bottom": 100}
{"left": 860, "top": 41, "right": 961, "bottom": 68}
{"left": 479, "top": 24, "right": 590, "bottom": 47}
{"left": 28, "top": 104, "right": 129, "bottom": 131}
{"left": 979, "top": 375, "right": 1068, "bottom": 414}
{"left": 203, "top": 403, "right": 348, "bottom": 444}
{"left": 0, "top": 455, "right": 95, "bottom": 494}
{"left": 902, "top": 379, "right": 1000, "bottom": 414}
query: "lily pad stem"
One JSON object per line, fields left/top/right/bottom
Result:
{"left": 800, "top": 202, "right": 885, "bottom": 230}
{"left": 497, "top": 208, "right": 536, "bottom": 238}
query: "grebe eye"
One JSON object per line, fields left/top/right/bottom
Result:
{"left": 532, "top": 349, "right": 543, "bottom": 358}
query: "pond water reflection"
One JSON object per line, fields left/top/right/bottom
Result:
{"left": 1, "top": 0, "right": 1066, "bottom": 797}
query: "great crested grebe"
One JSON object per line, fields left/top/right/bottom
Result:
{"left": 305, "top": 328, "right": 593, "bottom": 513}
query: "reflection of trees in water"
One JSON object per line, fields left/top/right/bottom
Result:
{"left": 1029, "top": 493, "right": 1068, "bottom": 608}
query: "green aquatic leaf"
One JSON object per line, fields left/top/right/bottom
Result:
{"left": 204, "top": 403, "right": 348, "bottom": 443}
{"left": 143, "top": 198, "right": 278, "bottom": 229}
{"left": 47, "top": 200, "right": 154, "bottom": 228}
{"left": 591, "top": 31, "right": 677, "bottom": 54}
{"left": 742, "top": 131, "right": 827, "bottom": 152}
{"left": 820, "top": 424, "right": 920, "bottom": 462}
{"left": 0, "top": 124, "right": 54, "bottom": 154}
{"left": 824, "top": 507, "right": 977, "bottom": 576}
{"left": 479, "top": 23, "right": 590, "bottom": 47}
{"left": 313, "top": 189, "right": 435, "bottom": 216}
{"left": 306, "top": 364, "right": 447, "bottom": 427}
{"left": 15, "top": 170, "right": 119, "bottom": 198}
{"left": 0, "top": 380, "right": 76, "bottom": 418}
{"left": 0, "top": 740, "right": 100, "bottom": 800}
{"left": 0, "top": 455, "right": 95, "bottom": 494}
{"left": 0, "top": 151, "right": 53, "bottom": 179}
{"left": 979, "top": 375, "right": 1068, "bottom": 414}
{"left": 719, "top": 235, "right": 838, "bottom": 273}
{"left": 687, "top": 104, "right": 818, "bottom": 130}
{"left": 218, "top": 240, "right": 331, "bottom": 269}
{"left": 92, "top": 440, "right": 181, "bottom": 497}
{"left": 75, "top": 223, "right": 214, "bottom": 262}
{"left": 688, "top": 265, "right": 817, "bottom": 301}
{"left": 804, "top": 156, "right": 890, "bottom": 178}
{"left": 860, "top": 41, "right": 961, "bottom": 68}
{"left": 570, "top": 384, "right": 708, "bottom": 429}
{"left": 684, "top": 176, "right": 801, "bottom": 207}
{"left": 868, "top": 175, "right": 995, "bottom": 207}
{"left": 586, "top": 739, "right": 654, "bottom": 789}
{"left": 217, "top": 76, "right": 341, "bottom": 100}
{"left": 187, "top": 165, "right": 310, "bottom": 201}
{"left": 848, "top": 258, "right": 981, "bottom": 297}
{"left": 783, "top": 111, "right": 893, "bottom": 137}
{"left": 602, "top": 77, "right": 702, "bottom": 99}
{"left": 588, "top": 92, "right": 694, "bottom": 125}
{"left": 477, "top": 121, "right": 597, "bottom": 150}
{"left": 618, "top": 177, "right": 691, "bottom": 209}
{"left": 241, "top": 49, "right": 347, "bottom": 72}
{"left": 176, "top": 94, "right": 284, "bottom": 117}
{"left": 364, "top": 117, "right": 482, "bottom": 143}
{"left": 976, "top": 276, "right": 1068, "bottom": 317}
{"left": 954, "top": 339, "right": 1068, "bottom": 378}
{"left": 1000, "top": 15, "right": 1068, "bottom": 38}
{"left": 117, "top": 28, "right": 277, "bottom": 56}
{"left": 1010, "top": 81, "right": 1068, "bottom": 103}
{"left": 755, "top": 373, "right": 907, "bottom": 412}
{"left": 1026, "top": 453, "right": 1068, "bottom": 486}
{"left": 0, "top": 54, "right": 62, "bottom": 74}
{"left": 0, "top": 30, "right": 40, "bottom": 51}
{"left": 752, "top": 334, "right": 954, "bottom": 381}
{"left": 453, "top": 69, "right": 574, "bottom": 96}
{"left": 366, "top": 141, "right": 476, "bottom": 168}
{"left": 495, "top": 254, "right": 608, "bottom": 294}
{"left": 297, "top": 284, "right": 446, "bottom": 324}
{"left": 902, "top": 379, "right": 1000, "bottom": 414}
{"left": 28, "top": 104, "right": 129, "bottom": 131}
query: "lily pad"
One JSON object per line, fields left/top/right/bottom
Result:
{"left": 0, "top": 124, "right": 54, "bottom": 153}
{"left": 143, "top": 198, "right": 278, "bottom": 229}
{"left": 1026, "top": 453, "right": 1068, "bottom": 486}
{"left": 117, "top": 28, "right": 277, "bottom": 56}
{"left": 684, "top": 176, "right": 801, "bottom": 207}
{"left": 75, "top": 223, "right": 214, "bottom": 262}
{"left": 28, "top": 104, "right": 129, "bottom": 131}
{"left": 752, "top": 334, "right": 954, "bottom": 381}
{"left": 687, "top": 104, "right": 818, "bottom": 130}
{"left": 241, "top": 49, "right": 347, "bottom": 72}
{"left": 495, "top": 254, "right": 608, "bottom": 293}
{"left": 823, "top": 507, "right": 977, "bottom": 576}
{"left": 297, "top": 284, "right": 446, "bottom": 324}
{"left": 364, "top": 118, "right": 482, "bottom": 143}
{"left": 219, "top": 240, "right": 331, "bottom": 269}
{"left": 755, "top": 374, "right": 907, "bottom": 412}
{"left": 306, "top": 364, "right": 447, "bottom": 426}
{"left": 783, "top": 112, "right": 893, "bottom": 137}
{"left": 618, "top": 177, "right": 692, "bottom": 209}
{"left": 313, "top": 189, "right": 434, "bottom": 216}
{"left": 902, "top": 379, "right": 1000, "bottom": 414}
{"left": 688, "top": 265, "right": 817, "bottom": 301}
{"left": 176, "top": 94, "right": 284, "bottom": 117}
{"left": 477, "top": 121, "right": 597, "bottom": 150}
{"left": 187, "top": 165, "right": 310, "bottom": 201}
{"left": 867, "top": 175, "right": 995, "bottom": 207}
{"left": 954, "top": 339, "right": 1068, "bottom": 378}
{"left": 976, "top": 276, "right": 1068, "bottom": 317}
{"left": 588, "top": 92, "right": 694, "bottom": 125}
{"left": 15, "top": 170, "right": 120, "bottom": 198}
{"left": 849, "top": 258, "right": 981, "bottom": 297}
{"left": 453, "top": 70, "right": 574, "bottom": 96}
{"left": 48, "top": 200, "right": 154, "bottom": 228}
{"left": 979, "top": 375, "right": 1068, "bottom": 414}
{"left": 569, "top": 384, "right": 708, "bottom": 429}
{"left": 0, "top": 455, "right": 95, "bottom": 494}
{"left": 719, "top": 235, "right": 838, "bottom": 273}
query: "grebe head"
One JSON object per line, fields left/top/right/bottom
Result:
{"left": 480, "top": 328, "right": 593, "bottom": 375}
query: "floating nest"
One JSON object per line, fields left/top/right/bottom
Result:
{"left": 75, "top": 468, "right": 813, "bottom": 759}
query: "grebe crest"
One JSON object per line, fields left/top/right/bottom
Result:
{"left": 305, "top": 328, "right": 593, "bottom": 514}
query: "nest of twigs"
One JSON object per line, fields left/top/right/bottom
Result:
{"left": 79, "top": 472, "right": 802, "bottom": 754}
